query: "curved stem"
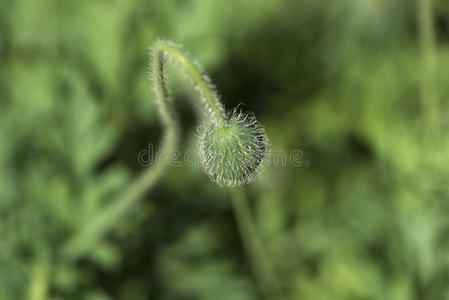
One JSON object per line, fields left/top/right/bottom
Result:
{"left": 231, "top": 189, "right": 284, "bottom": 300}
{"left": 63, "top": 40, "right": 226, "bottom": 260}
{"left": 154, "top": 41, "right": 227, "bottom": 125}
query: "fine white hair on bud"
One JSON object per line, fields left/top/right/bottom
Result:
{"left": 198, "top": 108, "right": 268, "bottom": 187}
{"left": 148, "top": 40, "right": 268, "bottom": 187}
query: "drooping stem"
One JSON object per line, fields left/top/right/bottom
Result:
{"left": 231, "top": 189, "right": 284, "bottom": 299}
{"left": 153, "top": 41, "right": 227, "bottom": 125}
{"left": 63, "top": 41, "right": 226, "bottom": 260}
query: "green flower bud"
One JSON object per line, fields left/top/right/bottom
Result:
{"left": 199, "top": 109, "right": 268, "bottom": 187}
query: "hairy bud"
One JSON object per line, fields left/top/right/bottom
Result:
{"left": 199, "top": 109, "right": 268, "bottom": 187}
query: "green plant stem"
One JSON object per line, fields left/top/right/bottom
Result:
{"left": 231, "top": 189, "right": 283, "bottom": 299}
{"left": 417, "top": 0, "right": 439, "bottom": 138}
{"left": 63, "top": 41, "right": 226, "bottom": 260}
{"left": 155, "top": 41, "right": 226, "bottom": 125}
{"left": 62, "top": 152, "right": 173, "bottom": 259}
{"left": 28, "top": 259, "right": 50, "bottom": 300}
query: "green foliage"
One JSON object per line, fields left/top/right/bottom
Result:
{"left": 158, "top": 224, "right": 257, "bottom": 300}
{"left": 2, "top": 0, "right": 449, "bottom": 299}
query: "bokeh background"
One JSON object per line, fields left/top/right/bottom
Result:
{"left": 2, "top": 0, "right": 449, "bottom": 299}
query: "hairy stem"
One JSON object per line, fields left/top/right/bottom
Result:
{"left": 231, "top": 189, "right": 284, "bottom": 299}
{"left": 154, "top": 41, "right": 227, "bottom": 125}
{"left": 63, "top": 40, "right": 225, "bottom": 259}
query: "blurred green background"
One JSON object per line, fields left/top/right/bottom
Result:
{"left": 2, "top": 0, "right": 449, "bottom": 299}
